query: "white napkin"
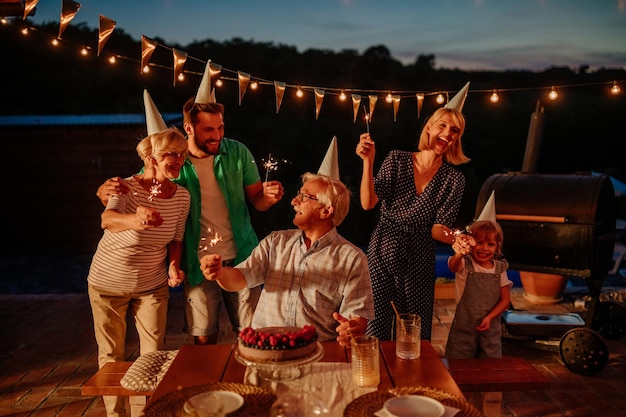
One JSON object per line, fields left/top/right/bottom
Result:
{"left": 374, "top": 405, "right": 461, "bottom": 417}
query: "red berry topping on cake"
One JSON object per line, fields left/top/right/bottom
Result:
{"left": 238, "top": 325, "right": 318, "bottom": 350}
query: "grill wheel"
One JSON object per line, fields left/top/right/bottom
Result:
{"left": 559, "top": 328, "right": 609, "bottom": 375}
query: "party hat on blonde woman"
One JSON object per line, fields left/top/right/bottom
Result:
{"left": 318, "top": 136, "right": 340, "bottom": 181}
{"left": 444, "top": 81, "right": 470, "bottom": 113}
{"left": 143, "top": 89, "right": 167, "bottom": 135}
{"left": 476, "top": 190, "right": 496, "bottom": 223}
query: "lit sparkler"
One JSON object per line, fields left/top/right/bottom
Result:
{"left": 147, "top": 179, "right": 162, "bottom": 202}
{"left": 262, "top": 153, "right": 279, "bottom": 183}
{"left": 199, "top": 226, "right": 223, "bottom": 252}
{"left": 443, "top": 227, "right": 471, "bottom": 238}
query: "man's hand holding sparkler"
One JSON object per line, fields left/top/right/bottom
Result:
{"left": 263, "top": 180, "right": 284, "bottom": 205}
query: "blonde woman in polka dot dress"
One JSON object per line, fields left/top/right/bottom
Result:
{"left": 356, "top": 107, "right": 470, "bottom": 341}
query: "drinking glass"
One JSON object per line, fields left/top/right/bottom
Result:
{"left": 351, "top": 335, "right": 380, "bottom": 387}
{"left": 396, "top": 313, "right": 421, "bottom": 359}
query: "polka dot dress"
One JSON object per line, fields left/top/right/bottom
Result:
{"left": 365, "top": 150, "right": 465, "bottom": 341}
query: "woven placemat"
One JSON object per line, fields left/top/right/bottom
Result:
{"left": 343, "top": 386, "right": 483, "bottom": 417}
{"left": 142, "top": 382, "right": 277, "bottom": 417}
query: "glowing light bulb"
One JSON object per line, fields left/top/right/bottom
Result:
{"left": 296, "top": 87, "right": 304, "bottom": 98}
{"left": 108, "top": 55, "right": 116, "bottom": 64}
{"left": 489, "top": 90, "right": 500, "bottom": 103}
{"left": 1, "top": 17, "right": 8, "bottom": 25}
{"left": 215, "top": 79, "right": 223, "bottom": 87}
{"left": 385, "top": 93, "right": 393, "bottom": 103}
{"left": 21, "top": 27, "right": 28, "bottom": 35}
{"left": 80, "top": 47, "right": 89, "bottom": 56}
{"left": 250, "top": 80, "right": 258, "bottom": 90}
{"left": 435, "top": 94, "right": 445, "bottom": 104}
{"left": 142, "top": 65, "right": 150, "bottom": 74}
{"left": 610, "top": 81, "right": 621, "bottom": 96}
{"left": 339, "top": 91, "right": 347, "bottom": 101}
{"left": 548, "top": 87, "right": 558, "bottom": 101}
{"left": 51, "top": 38, "right": 59, "bottom": 46}
{"left": 177, "top": 73, "right": 185, "bottom": 82}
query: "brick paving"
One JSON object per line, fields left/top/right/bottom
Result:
{"left": 1, "top": 285, "right": 625, "bottom": 417}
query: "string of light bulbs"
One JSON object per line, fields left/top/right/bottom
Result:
{"left": 3, "top": 16, "right": 623, "bottom": 111}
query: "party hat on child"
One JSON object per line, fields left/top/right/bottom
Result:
{"left": 476, "top": 190, "right": 496, "bottom": 223}
{"left": 444, "top": 82, "right": 470, "bottom": 113}
{"left": 143, "top": 89, "right": 167, "bottom": 135}
{"left": 318, "top": 136, "right": 340, "bottom": 181}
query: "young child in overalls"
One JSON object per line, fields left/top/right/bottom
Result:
{"left": 445, "top": 196, "right": 514, "bottom": 358}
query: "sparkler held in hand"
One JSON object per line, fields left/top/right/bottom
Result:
{"left": 262, "top": 153, "right": 279, "bottom": 184}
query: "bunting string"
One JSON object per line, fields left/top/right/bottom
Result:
{"left": 2, "top": 11, "right": 623, "bottom": 122}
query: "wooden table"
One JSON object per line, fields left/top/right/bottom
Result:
{"left": 150, "top": 340, "right": 463, "bottom": 404}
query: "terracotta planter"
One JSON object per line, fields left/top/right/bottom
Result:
{"left": 520, "top": 271, "right": 569, "bottom": 305}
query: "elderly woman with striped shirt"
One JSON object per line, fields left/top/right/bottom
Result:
{"left": 87, "top": 127, "right": 190, "bottom": 417}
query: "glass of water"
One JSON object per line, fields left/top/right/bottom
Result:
{"left": 396, "top": 313, "right": 421, "bottom": 359}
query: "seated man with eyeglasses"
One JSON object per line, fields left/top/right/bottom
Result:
{"left": 200, "top": 172, "right": 374, "bottom": 346}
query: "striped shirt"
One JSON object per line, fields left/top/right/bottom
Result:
{"left": 237, "top": 228, "right": 375, "bottom": 342}
{"left": 88, "top": 177, "right": 190, "bottom": 293}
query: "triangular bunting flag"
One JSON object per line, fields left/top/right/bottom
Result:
{"left": 368, "top": 95, "right": 378, "bottom": 121}
{"left": 58, "top": 0, "right": 81, "bottom": 40}
{"left": 314, "top": 89, "right": 325, "bottom": 120}
{"left": 97, "top": 15, "right": 116, "bottom": 57}
{"left": 23, "top": 0, "right": 39, "bottom": 20}
{"left": 238, "top": 71, "right": 250, "bottom": 106}
{"left": 392, "top": 95, "right": 401, "bottom": 122}
{"left": 352, "top": 94, "right": 361, "bottom": 123}
{"left": 274, "top": 81, "right": 286, "bottom": 114}
{"left": 141, "top": 36, "right": 157, "bottom": 74}
{"left": 416, "top": 93, "right": 424, "bottom": 119}
{"left": 172, "top": 49, "right": 187, "bottom": 86}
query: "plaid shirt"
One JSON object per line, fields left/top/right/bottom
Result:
{"left": 236, "top": 228, "right": 374, "bottom": 342}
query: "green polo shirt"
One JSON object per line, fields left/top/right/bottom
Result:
{"left": 175, "top": 137, "right": 261, "bottom": 287}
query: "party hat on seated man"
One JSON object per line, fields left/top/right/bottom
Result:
{"left": 143, "top": 89, "right": 168, "bottom": 135}
{"left": 476, "top": 190, "right": 496, "bottom": 223}
{"left": 318, "top": 136, "right": 340, "bottom": 181}
{"left": 444, "top": 81, "right": 470, "bottom": 113}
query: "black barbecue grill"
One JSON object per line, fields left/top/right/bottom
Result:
{"left": 477, "top": 172, "right": 625, "bottom": 375}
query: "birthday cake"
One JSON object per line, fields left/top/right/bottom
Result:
{"left": 237, "top": 325, "right": 319, "bottom": 362}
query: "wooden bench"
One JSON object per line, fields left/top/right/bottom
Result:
{"left": 442, "top": 356, "right": 550, "bottom": 417}
{"left": 81, "top": 361, "right": 153, "bottom": 417}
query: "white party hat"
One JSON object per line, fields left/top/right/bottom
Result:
{"left": 318, "top": 136, "right": 340, "bottom": 180}
{"left": 476, "top": 190, "right": 496, "bottom": 223}
{"left": 195, "top": 61, "right": 214, "bottom": 104}
{"left": 143, "top": 89, "right": 167, "bottom": 135}
{"left": 445, "top": 81, "right": 470, "bottom": 113}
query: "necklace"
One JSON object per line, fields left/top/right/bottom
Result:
{"left": 413, "top": 153, "right": 441, "bottom": 175}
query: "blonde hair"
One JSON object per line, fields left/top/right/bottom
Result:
{"left": 136, "top": 127, "right": 188, "bottom": 162}
{"left": 418, "top": 107, "right": 470, "bottom": 165}
{"left": 301, "top": 172, "right": 351, "bottom": 226}
{"left": 469, "top": 220, "right": 504, "bottom": 259}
